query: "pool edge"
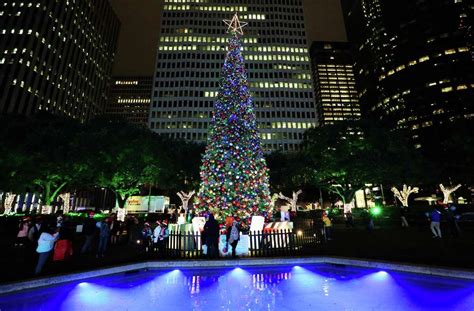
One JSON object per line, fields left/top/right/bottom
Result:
{"left": 1, "top": 256, "right": 473, "bottom": 295}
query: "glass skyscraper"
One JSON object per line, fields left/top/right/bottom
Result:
{"left": 342, "top": 0, "right": 473, "bottom": 148}
{"left": 106, "top": 76, "right": 152, "bottom": 126}
{"left": 149, "top": 0, "right": 315, "bottom": 151}
{"left": 310, "top": 41, "right": 360, "bottom": 125}
{"left": 0, "top": 0, "right": 120, "bottom": 121}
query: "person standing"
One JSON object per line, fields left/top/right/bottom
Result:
{"left": 322, "top": 212, "right": 332, "bottom": 241}
{"left": 226, "top": 220, "right": 240, "bottom": 258}
{"left": 15, "top": 218, "right": 30, "bottom": 247}
{"left": 110, "top": 217, "right": 120, "bottom": 245}
{"left": 28, "top": 217, "right": 43, "bottom": 246}
{"left": 96, "top": 219, "right": 111, "bottom": 258}
{"left": 400, "top": 207, "right": 409, "bottom": 227}
{"left": 80, "top": 214, "right": 96, "bottom": 255}
{"left": 34, "top": 225, "right": 59, "bottom": 275}
{"left": 156, "top": 221, "right": 169, "bottom": 258}
{"left": 141, "top": 222, "right": 153, "bottom": 253}
{"left": 446, "top": 204, "right": 461, "bottom": 237}
{"left": 430, "top": 208, "right": 442, "bottom": 238}
{"left": 203, "top": 214, "right": 220, "bottom": 259}
{"left": 153, "top": 220, "right": 162, "bottom": 252}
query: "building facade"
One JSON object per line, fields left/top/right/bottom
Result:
{"left": 149, "top": 0, "right": 316, "bottom": 151}
{"left": 342, "top": 0, "right": 473, "bottom": 147}
{"left": 106, "top": 76, "right": 152, "bottom": 126}
{"left": 309, "top": 41, "right": 360, "bottom": 125}
{"left": 0, "top": 0, "right": 120, "bottom": 121}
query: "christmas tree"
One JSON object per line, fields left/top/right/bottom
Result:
{"left": 196, "top": 13, "right": 271, "bottom": 222}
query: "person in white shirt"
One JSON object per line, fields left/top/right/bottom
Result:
{"left": 34, "top": 225, "right": 60, "bottom": 275}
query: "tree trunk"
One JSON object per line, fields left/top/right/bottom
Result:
{"left": 50, "top": 182, "right": 67, "bottom": 206}
{"left": 115, "top": 192, "right": 129, "bottom": 222}
{"left": 117, "top": 193, "right": 127, "bottom": 209}
{"left": 148, "top": 184, "right": 152, "bottom": 210}
{"left": 44, "top": 182, "right": 51, "bottom": 205}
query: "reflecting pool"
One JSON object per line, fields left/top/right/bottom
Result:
{"left": 1, "top": 264, "right": 473, "bottom": 310}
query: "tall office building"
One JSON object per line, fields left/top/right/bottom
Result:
{"left": 309, "top": 41, "right": 360, "bottom": 125}
{"left": 342, "top": 0, "right": 473, "bottom": 147}
{"left": 106, "top": 76, "right": 152, "bottom": 126}
{"left": 0, "top": 1, "right": 120, "bottom": 121}
{"left": 149, "top": 0, "right": 315, "bottom": 151}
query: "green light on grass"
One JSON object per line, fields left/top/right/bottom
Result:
{"left": 371, "top": 206, "right": 382, "bottom": 216}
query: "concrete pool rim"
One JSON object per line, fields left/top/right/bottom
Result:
{"left": 1, "top": 256, "right": 473, "bottom": 295}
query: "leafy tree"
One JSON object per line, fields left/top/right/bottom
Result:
{"left": 82, "top": 118, "right": 158, "bottom": 209}
{"left": 298, "top": 120, "right": 428, "bottom": 204}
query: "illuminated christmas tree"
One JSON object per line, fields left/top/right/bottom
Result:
{"left": 196, "top": 13, "right": 271, "bottom": 222}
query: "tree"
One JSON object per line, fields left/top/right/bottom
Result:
{"left": 1, "top": 114, "right": 83, "bottom": 208}
{"left": 439, "top": 184, "right": 462, "bottom": 204}
{"left": 277, "top": 190, "right": 303, "bottom": 212}
{"left": 177, "top": 191, "right": 195, "bottom": 213}
{"left": 391, "top": 184, "right": 419, "bottom": 207}
{"left": 84, "top": 118, "right": 164, "bottom": 210}
{"left": 299, "top": 120, "right": 428, "bottom": 204}
{"left": 196, "top": 14, "right": 271, "bottom": 222}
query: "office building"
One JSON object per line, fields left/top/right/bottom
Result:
{"left": 342, "top": 0, "right": 473, "bottom": 147}
{"left": 0, "top": 1, "right": 120, "bottom": 121}
{"left": 149, "top": 0, "right": 315, "bottom": 151}
{"left": 106, "top": 76, "right": 152, "bottom": 126}
{"left": 310, "top": 41, "right": 360, "bottom": 125}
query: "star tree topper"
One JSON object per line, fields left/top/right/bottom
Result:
{"left": 223, "top": 13, "right": 248, "bottom": 36}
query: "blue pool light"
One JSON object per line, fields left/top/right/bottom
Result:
{"left": 0, "top": 265, "right": 473, "bottom": 310}
{"left": 373, "top": 271, "right": 389, "bottom": 280}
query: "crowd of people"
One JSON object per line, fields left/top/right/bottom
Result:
{"left": 11, "top": 212, "right": 175, "bottom": 276}
{"left": 426, "top": 203, "right": 462, "bottom": 239}
{"left": 7, "top": 201, "right": 467, "bottom": 277}
{"left": 10, "top": 211, "right": 247, "bottom": 276}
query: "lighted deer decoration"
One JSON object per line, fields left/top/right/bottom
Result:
{"left": 278, "top": 190, "right": 302, "bottom": 212}
{"left": 439, "top": 184, "right": 461, "bottom": 204}
{"left": 177, "top": 190, "right": 195, "bottom": 213}
{"left": 391, "top": 185, "right": 419, "bottom": 207}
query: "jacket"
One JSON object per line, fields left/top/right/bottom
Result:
{"left": 36, "top": 232, "right": 59, "bottom": 253}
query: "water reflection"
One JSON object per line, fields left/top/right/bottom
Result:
{"left": 153, "top": 268, "right": 292, "bottom": 310}
{"left": 1, "top": 265, "right": 473, "bottom": 311}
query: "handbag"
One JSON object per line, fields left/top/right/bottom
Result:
{"left": 202, "top": 244, "right": 208, "bottom": 255}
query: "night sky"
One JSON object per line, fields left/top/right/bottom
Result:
{"left": 110, "top": 0, "right": 347, "bottom": 76}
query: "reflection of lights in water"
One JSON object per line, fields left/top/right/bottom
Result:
{"left": 164, "top": 269, "right": 183, "bottom": 285}
{"left": 190, "top": 275, "right": 200, "bottom": 294}
{"left": 3, "top": 265, "right": 472, "bottom": 311}
{"left": 252, "top": 272, "right": 292, "bottom": 290}
{"left": 323, "top": 279, "right": 330, "bottom": 297}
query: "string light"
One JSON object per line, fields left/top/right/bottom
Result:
{"left": 196, "top": 14, "right": 271, "bottom": 222}
{"left": 439, "top": 184, "right": 461, "bottom": 204}
{"left": 391, "top": 185, "right": 419, "bottom": 207}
